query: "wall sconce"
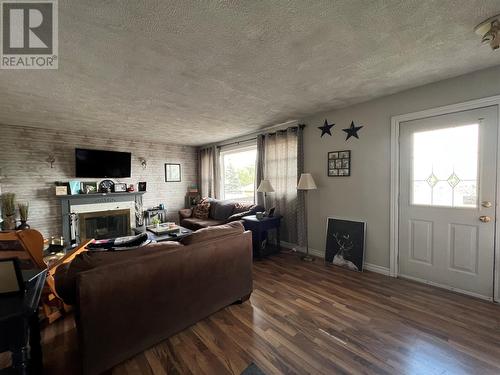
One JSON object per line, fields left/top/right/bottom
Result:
{"left": 139, "top": 157, "right": 147, "bottom": 169}
{"left": 46, "top": 154, "right": 56, "bottom": 168}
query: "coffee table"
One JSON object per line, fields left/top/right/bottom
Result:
{"left": 133, "top": 226, "right": 193, "bottom": 242}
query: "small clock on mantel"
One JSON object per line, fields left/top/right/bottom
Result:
{"left": 99, "top": 179, "right": 114, "bottom": 193}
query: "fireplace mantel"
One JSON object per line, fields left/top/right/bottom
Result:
{"left": 59, "top": 192, "right": 145, "bottom": 244}
{"left": 58, "top": 192, "right": 144, "bottom": 201}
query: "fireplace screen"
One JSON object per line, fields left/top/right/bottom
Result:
{"left": 79, "top": 209, "right": 131, "bottom": 240}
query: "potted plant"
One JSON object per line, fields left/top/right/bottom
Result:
{"left": 151, "top": 217, "right": 161, "bottom": 229}
{"left": 1, "top": 193, "right": 16, "bottom": 230}
{"left": 17, "top": 202, "right": 30, "bottom": 230}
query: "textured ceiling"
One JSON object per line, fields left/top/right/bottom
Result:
{"left": 0, "top": 0, "right": 500, "bottom": 146}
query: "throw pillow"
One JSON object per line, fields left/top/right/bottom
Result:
{"left": 233, "top": 202, "right": 254, "bottom": 214}
{"left": 227, "top": 210, "right": 253, "bottom": 222}
{"left": 193, "top": 201, "right": 211, "bottom": 219}
{"left": 181, "top": 221, "right": 244, "bottom": 245}
{"left": 212, "top": 201, "right": 236, "bottom": 220}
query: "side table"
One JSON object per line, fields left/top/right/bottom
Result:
{"left": 242, "top": 215, "right": 282, "bottom": 258}
{"left": 0, "top": 269, "right": 47, "bottom": 375}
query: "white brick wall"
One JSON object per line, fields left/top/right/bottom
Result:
{"left": 0, "top": 124, "right": 198, "bottom": 238}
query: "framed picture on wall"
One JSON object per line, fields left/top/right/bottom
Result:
{"left": 165, "top": 163, "right": 181, "bottom": 182}
{"left": 327, "top": 150, "right": 351, "bottom": 177}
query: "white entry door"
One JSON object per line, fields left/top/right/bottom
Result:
{"left": 399, "top": 106, "right": 498, "bottom": 299}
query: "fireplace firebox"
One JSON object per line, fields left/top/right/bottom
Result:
{"left": 79, "top": 209, "right": 131, "bottom": 240}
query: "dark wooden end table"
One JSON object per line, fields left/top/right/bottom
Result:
{"left": 0, "top": 269, "right": 47, "bottom": 375}
{"left": 242, "top": 215, "right": 282, "bottom": 258}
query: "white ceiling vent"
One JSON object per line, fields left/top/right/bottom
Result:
{"left": 475, "top": 14, "right": 500, "bottom": 51}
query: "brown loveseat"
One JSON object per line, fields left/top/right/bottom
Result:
{"left": 54, "top": 222, "right": 253, "bottom": 375}
{"left": 179, "top": 198, "right": 264, "bottom": 230}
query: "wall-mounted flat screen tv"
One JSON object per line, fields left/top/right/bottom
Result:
{"left": 75, "top": 148, "right": 131, "bottom": 178}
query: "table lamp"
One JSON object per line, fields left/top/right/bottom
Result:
{"left": 257, "top": 179, "right": 275, "bottom": 211}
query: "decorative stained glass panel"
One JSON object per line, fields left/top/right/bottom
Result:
{"left": 412, "top": 124, "right": 478, "bottom": 207}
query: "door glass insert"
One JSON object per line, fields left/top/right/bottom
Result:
{"left": 412, "top": 124, "right": 478, "bottom": 207}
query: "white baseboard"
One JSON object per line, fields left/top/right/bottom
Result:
{"left": 280, "top": 241, "right": 324, "bottom": 257}
{"left": 399, "top": 273, "right": 492, "bottom": 301}
{"left": 308, "top": 248, "right": 324, "bottom": 258}
{"left": 280, "top": 241, "right": 390, "bottom": 276}
{"left": 363, "top": 263, "right": 390, "bottom": 276}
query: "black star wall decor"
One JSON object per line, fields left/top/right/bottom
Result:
{"left": 318, "top": 119, "right": 335, "bottom": 137}
{"left": 342, "top": 121, "right": 363, "bottom": 141}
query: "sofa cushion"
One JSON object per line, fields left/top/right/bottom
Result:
{"left": 227, "top": 210, "right": 254, "bottom": 221}
{"left": 54, "top": 241, "right": 182, "bottom": 305}
{"left": 204, "top": 198, "right": 219, "bottom": 218}
{"left": 212, "top": 201, "right": 236, "bottom": 220}
{"left": 181, "top": 221, "right": 245, "bottom": 246}
{"left": 181, "top": 217, "right": 225, "bottom": 230}
{"left": 193, "top": 201, "right": 211, "bottom": 219}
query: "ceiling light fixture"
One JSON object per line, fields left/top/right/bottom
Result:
{"left": 474, "top": 14, "right": 500, "bottom": 51}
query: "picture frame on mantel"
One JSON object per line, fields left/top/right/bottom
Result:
{"left": 165, "top": 163, "right": 181, "bottom": 182}
{"left": 82, "top": 181, "right": 98, "bottom": 194}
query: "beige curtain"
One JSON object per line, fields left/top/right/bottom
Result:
{"left": 257, "top": 126, "right": 304, "bottom": 244}
{"left": 199, "top": 146, "right": 220, "bottom": 198}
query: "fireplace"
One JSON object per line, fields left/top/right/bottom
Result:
{"left": 58, "top": 192, "right": 144, "bottom": 244}
{"left": 79, "top": 209, "right": 131, "bottom": 240}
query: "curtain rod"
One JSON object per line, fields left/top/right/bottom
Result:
{"left": 216, "top": 124, "right": 306, "bottom": 149}
{"left": 217, "top": 137, "right": 256, "bottom": 149}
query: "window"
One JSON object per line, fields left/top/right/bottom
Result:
{"left": 412, "top": 124, "right": 478, "bottom": 208}
{"left": 220, "top": 145, "right": 257, "bottom": 202}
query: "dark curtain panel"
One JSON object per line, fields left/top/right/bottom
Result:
{"left": 296, "top": 126, "right": 306, "bottom": 247}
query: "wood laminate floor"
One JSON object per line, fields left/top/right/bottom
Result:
{"left": 9, "top": 253, "right": 500, "bottom": 374}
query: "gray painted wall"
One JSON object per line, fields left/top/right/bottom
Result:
{"left": 300, "top": 65, "right": 500, "bottom": 268}
{"left": 0, "top": 125, "right": 197, "bottom": 238}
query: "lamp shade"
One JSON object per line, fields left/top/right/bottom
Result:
{"left": 256, "top": 179, "right": 275, "bottom": 193}
{"left": 297, "top": 173, "right": 317, "bottom": 190}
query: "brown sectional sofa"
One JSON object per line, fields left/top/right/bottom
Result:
{"left": 179, "top": 198, "right": 264, "bottom": 230}
{"left": 54, "top": 222, "right": 253, "bottom": 375}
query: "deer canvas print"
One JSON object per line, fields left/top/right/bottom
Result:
{"left": 325, "top": 218, "right": 366, "bottom": 272}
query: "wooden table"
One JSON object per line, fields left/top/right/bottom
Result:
{"left": 0, "top": 269, "right": 47, "bottom": 375}
{"left": 242, "top": 215, "right": 282, "bottom": 258}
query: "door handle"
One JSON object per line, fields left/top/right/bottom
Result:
{"left": 479, "top": 216, "right": 492, "bottom": 223}
{"left": 481, "top": 201, "right": 492, "bottom": 208}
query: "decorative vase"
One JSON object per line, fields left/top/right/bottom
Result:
{"left": 3, "top": 215, "right": 16, "bottom": 230}
{"left": 17, "top": 220, "right": 30, "bottom": 230}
